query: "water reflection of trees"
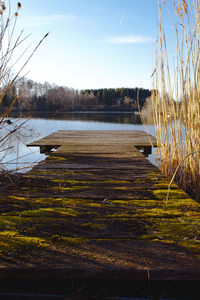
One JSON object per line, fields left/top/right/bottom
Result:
{"left": 11, "top": 112, "right": 143, "bottom": 125}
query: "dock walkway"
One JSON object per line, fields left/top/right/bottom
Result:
{"left": 0, "top": 130, "right": 200, "bottom": 297}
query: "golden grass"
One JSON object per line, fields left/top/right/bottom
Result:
{"left": 152, "top": 0, "right": 200, "bottom": 200}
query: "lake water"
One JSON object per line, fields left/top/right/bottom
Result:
{"left": 0, "top": 112, "right": 156, "bottom": 172}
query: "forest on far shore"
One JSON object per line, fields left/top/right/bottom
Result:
{"left": 1, "top": 77, "right": 152, "bottom": 112}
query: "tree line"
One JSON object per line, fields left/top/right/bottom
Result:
{"left": 0, "top": 77, "right": 152, "bottom": 112}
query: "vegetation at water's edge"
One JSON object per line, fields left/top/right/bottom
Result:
{"left": 152, "top": 0, "right": 200, "bottom": 201}
{"left": 0, "top": 1, "right": 48, "bottom": 175}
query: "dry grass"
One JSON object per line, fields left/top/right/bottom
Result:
{"left": 152, "top": 0, "right": 200, "bottom": 200}
{"left": 0, "top": 1, "right": 48, "bottom": 179}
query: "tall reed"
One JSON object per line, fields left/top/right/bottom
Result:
{"left": 152, "top": 0, "right": 200, "bottom": 200}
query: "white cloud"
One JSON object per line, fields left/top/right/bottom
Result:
{"left": 105, "top": 34, "right": 154, "bottom": 44}
{"left": 23, "top": 14, "right": 77, "bottom": 27}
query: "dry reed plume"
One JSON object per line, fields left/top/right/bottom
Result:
{"left": 152, "top": 0, "right": 200, "bottom": 200}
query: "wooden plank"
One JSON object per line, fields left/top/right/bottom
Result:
{"left": 27, "top": 130, "right": 157, "bottom": 148}
{"left": 0, "top": 130, "right": 200, "bottom": 286}
{"left": 53, "top": 145, "right": 144, "bottom": 157}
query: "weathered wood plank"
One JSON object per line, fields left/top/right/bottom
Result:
{"left": 27, "top": 130, "right": 157, "bottom": 148}
{"left": 0, "top": 130, "right": 200, "bottom": 286}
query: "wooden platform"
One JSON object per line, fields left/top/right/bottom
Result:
{"left": 27, "top": 130, "right": 157, "bottom": 156}
{"left": 0, "top": 130, "right": 200, "bottom": 296}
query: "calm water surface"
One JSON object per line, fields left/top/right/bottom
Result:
{"left": 0, "top": 112, "right": 156, "bottom": 172}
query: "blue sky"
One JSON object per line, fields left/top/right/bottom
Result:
{"left": 10, "top": 0, "right": 159, "bottom": 90}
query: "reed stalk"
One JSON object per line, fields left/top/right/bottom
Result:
{"left": 0, "top": 1, "right": 48, "bottom": 179}
{"left": 152, "top": 0, "right": 200, "bottom": 200}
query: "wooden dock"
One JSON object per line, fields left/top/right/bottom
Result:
{"left": 0, "top": 130, "right": 200, "bottom": 297}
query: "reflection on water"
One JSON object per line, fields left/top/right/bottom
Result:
{"left": 1, "top": 112, "right": 156, "bottom": 172}
{"left": 12, "top": 111, "right": 143, "bottom": 125}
